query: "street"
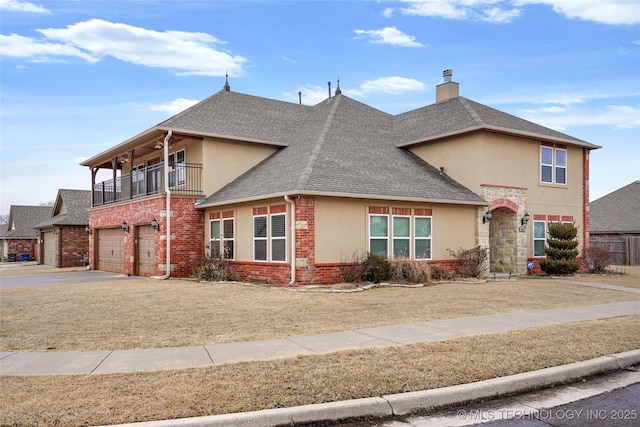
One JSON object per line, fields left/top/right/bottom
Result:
{"left": 337, "top": 366, "right": 640, "bottom": 427}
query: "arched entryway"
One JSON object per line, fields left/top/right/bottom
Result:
{"left": 489, "top": 207, "right": 519, "bottom": 273}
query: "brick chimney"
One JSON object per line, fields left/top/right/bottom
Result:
{"left": 436, "top": 69, "right": 459, "bottom": 102}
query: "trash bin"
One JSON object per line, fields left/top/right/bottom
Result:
{"left": 20, "top": 253, "right": 30, "bottom": 262}
{"left": 7, "top": 253, "right": 17, "bottom": 262}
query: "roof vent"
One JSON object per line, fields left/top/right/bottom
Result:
{"left": 328, "top": 81, "right": 332, "bottom": 99}
{"left": 443, "top": 69, "right": 453, "bottom": 83}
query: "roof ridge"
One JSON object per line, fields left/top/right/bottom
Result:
{"left": 295, "top": 96, "right": 342, "bottom": 191}
{"left": 457, "top": 97, "right": 485, "bottom": 127}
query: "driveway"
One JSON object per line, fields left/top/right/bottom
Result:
{"left": 0, "top": 268, "right": 136, "bottom": 289}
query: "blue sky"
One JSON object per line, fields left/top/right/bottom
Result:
{"left": 1, "top": 0, "right": 638, "bottom": 215}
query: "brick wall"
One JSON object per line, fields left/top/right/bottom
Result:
{"left": 88, "top": 195, "right": 204, "bottom": 277}
{"left": 6, "top": 239, "right": 36, "bottom": 261}
{"left": 58, "top": 226, "right": 89, "bottom": 268}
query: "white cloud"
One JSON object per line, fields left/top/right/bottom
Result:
{"left": 398, "top": 0, "right": 639, "bottom": 25}
{"left": 0, "top": 0, "right": 49, "bottom": 13}
{"left": 516, "top": 0, "right": 640, "bottom": 25}
{"left": 349, "top": 77, "right": 427, "bottom": 97}
{"left": 149, "top": 98, "right": 200, "bottom": 115}
{"left": 1, "top": 19, "right": 246, "bottom": 76}
{"left": 540, "top": 105, "right": 568, "bottom": 113}
{"left": 286, "top": 77, "right": 426, "bottom": 105}
{"left": 0, "top": 33, "right": 99, "bottom": 62}
{"left": 517, "top": 103, "right": 640, "bottom": 130}
{"left": 382, "top": 7, "right": 395, "bottom": 18}
{"left": 354, "top": 27, "right": 424, "bottom": 47}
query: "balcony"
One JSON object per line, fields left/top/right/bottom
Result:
{"left": 92, "top": 162, "right": 203, "bottom": 206}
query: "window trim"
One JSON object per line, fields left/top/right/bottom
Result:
{"left": 540, "top": 145, "right": 567, "bottom": 186}
{"left": 414, "top": 215, "right": 433, "bottom": 260}
{"left": 533, "top": 220, "right": 547, "bottom": 257}
{"left": 368, "top": 214, "right": 389, "bottom": 258}
{"left": 252, "top": 212, "right": 287, "bottom": 263}
{"left": 210, "top": 217, "right": 234, "bottom": 260}
{"left": 392, "top": 215, "right": 411, "bottom": 259}
{"left": 168, "top": 149, "right": 186, "bottom": 187}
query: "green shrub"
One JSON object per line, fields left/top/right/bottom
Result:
{"left": 540, "top": 222, "right": 580, "bottom": 275}
{"left": 390, "top": 259, "right": 431, "bottom": 284}
{"left": 361, "top": 252, "right": 391, "bottom": 284}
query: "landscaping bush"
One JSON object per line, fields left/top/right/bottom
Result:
{"left": 539, "top": 222, "right": 580, "bottom": 275}
{"left": 194, "top": 253, "right": 231, "bottom": 281}
{"left": 339, "top": 251, "right": 364, "bottom": 283}
{"left": 583, "top": 245, "right": 613, "bottom": 274}
{"left": 390, "top": 259, "right": 431, "bottom": 284}
{"left": 429, "top": 264, "right": 452, "bottom": 281}
{"left": 448, "top": 246, "right": 488, "bottom": 278}
{"left": 360, "top": 252, "right": 391, "bottom": 284}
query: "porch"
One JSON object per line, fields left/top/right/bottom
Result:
{"left": 91, "top": 162, "right": 203, "bottom": 207}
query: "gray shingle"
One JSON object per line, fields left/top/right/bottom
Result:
{"left": 1, "top": 206, "right": 52, "bottom": 239}
{"left": 590, "top": 181, "right": 640, "bottom": 234}
{"left": 35, "top": 189, "right": 91, "bottom": 228}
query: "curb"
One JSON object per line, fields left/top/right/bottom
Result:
{"left": 98, "top": 349, "right": 640, "bottom": 427}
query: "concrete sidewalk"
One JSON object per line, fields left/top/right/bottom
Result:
{"left": 2, "top": 298, "right": 639, "bottom": 376}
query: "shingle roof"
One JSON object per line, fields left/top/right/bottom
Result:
{"left": 198, "top": 95, "right": 485, "bottom": 207}
{"left": 35, "top": 189, "right": 91, "bottom": 228}
{"left": 0, "top": 205, "right": 52, "bottom": 239}
{"left": 590, "top": 181, "right": 640, "bottom": 234}
{"left": 394, "top": 97, "right": 598, "bottom": 149}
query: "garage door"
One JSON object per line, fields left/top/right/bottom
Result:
{"left": 97, "top": 228, "right": 124, "bottom": 273}
{"left": 136, "top": 225, "right": 155, "bottom": 276}
{"left": 42, "top": 231, "right": 55, "bottom": 266}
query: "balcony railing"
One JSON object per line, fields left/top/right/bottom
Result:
{"left": 92, "top": 162, "right": 203, "bottom": 206}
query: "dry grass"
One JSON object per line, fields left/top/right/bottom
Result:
{"left": 2, "top": 274, "right": 640, "bottom": 351}
{"left": 1, "top": 314, "right": 638, "bottom": 427}
{"left": 568, "top": 265, "right": 640, "bottom": 288}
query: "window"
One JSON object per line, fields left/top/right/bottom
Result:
{"left": 533, "top": 220, "right": 547, "bottom": 257}
{"left": 253, "top": 215, "right": 268, "bottom": 261}
{"left": 369, "top": 215, "right": 389, "bottom": 258}
{"left": 392, "top": 216, "right": 411, "bottom": 258}
{"left": 210, "top": 218, "right": 234, "bottom": 259}
{"left": 540, "top": 145, "right": 567, "bottom": 185}
{"left": 132, "top": 164, "right": 145, "bottom": 196}
{"left": 369, "top": 211, "right": 433, "bottom": 260}
{"left": 168, "top": 150, "right": 185, "bottom": 187}
{"left": 253, "top": 213, "right": 286, "bottom": 262}
{"left": 414, "top": 216, "right": 432, "bottom": 260}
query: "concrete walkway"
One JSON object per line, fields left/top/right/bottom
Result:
{"left": 2, "top": 283, "right": 639, "bottom": 375}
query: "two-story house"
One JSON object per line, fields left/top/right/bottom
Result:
{"left": 81, "top": 71, "right": 599, "bottom": 283}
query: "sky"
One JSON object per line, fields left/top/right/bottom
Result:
{"left": 1, "top": 0, "right": 639, "bottom": 216}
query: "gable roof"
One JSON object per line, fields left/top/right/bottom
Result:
{"left": 35, "top": 189, "right": 91, "bottom": 229}
{"left": 394, "top": 97, "right": 599, "bottom": 149}
{"left": 0, "top": 205, "right": 52, "bottom": 240}
{"left": 196, "top": 94, "right": 485, "bottom": 208}
{"left": 590, "top": 181, "right": 640, "bottom": 234}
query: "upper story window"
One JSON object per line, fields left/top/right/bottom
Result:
{"left": 540, "top": 145, "right": 567, "bottom": 185}
{"left": 168, "top": 149, "right": 185, "bottom": 187}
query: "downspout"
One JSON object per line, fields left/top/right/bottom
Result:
{"left": 152, "top": 130, "right": 173, "bottom": 279}
{"left": 284, "top": 195, "right": 296, "bottom": 284}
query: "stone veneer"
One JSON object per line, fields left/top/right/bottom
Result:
{"left": 481, "top": 184, "right": 529, "bottom": 275}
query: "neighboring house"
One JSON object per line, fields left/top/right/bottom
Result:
{"left": 34, "top": 189, "right": 91, "bottom": 267}
{"left": 81, "top": 71, "right": 599, "bottom": 283}
{"left": 589, "top": 181, "right": 640, "bottom": 265}
{"left": 0, "top": 205, "right": 52, "bottom": 262}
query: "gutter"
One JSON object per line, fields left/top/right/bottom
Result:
{"left": 152, "top": 130, "right": 173, "bottom": 280}
{"left": 284, "top": 195, "right": 296, "bottom": 284}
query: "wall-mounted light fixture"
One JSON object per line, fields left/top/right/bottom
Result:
{"left": 85, "top": 226, "right": 91, "bottom": 235}
{"left": 521, "top": 212, "right": 530, "bottom": 226}
{"left": 482, "top": 210, "right": 492, "bottom": 224}
{"left": 151, "top": 217, "right": 160, "bottom": 232}
{"left": 121, "top": 221, "right": 129, "bottom": 233}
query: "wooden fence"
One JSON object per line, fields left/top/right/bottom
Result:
{"left": 590, "top": 236, "right": 640, "bottom": 266}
